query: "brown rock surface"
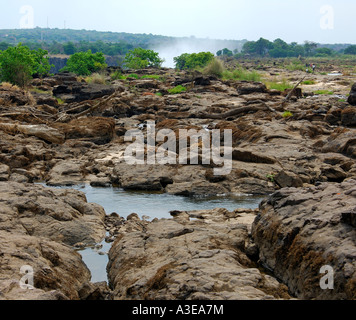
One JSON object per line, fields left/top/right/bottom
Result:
{"left": 0, "top": 182, "right": 106, "bottom": 246}
{"left": 251, "top": 179, "right": 356, "bottom": 299}
{"left": 107, "top": 208, "right": 291, "bottom": 300}
{"left": 0, "top": 182, "right": 108, "bottom": 300}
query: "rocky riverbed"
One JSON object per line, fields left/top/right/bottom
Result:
{"left": 0, "top": 62, "right": 355, "bottom": 300}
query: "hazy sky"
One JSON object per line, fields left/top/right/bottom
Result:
{"left": 1, "top": 0, "right": 355, "bottom": 44}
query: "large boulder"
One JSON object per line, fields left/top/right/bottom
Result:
{"left": 107, "top": 208, "right": 290, "bottom": 300}
{"left": 53, "top": 117, "right": 116, "bottom": 145}
{"left": 251, "top": 179, "right": 356, "bottom": 299}
{"left": 233, "top": 81, "right": 267, "bottom": 95}
{"left": 347, "top": 83, "right": 356, "bottom": 106}
{"left": 0, "top": 182, "right": 106, "bottom": 246}
{"left": 0, "top": 232, "right": 91, "bottom": 300}
{"left": 52, "top": 72, "right": 115, "bottom": 103}
{"left": 341, "top": 107, "right": 356, "bottom": 127}
{"left": 0, "top": 181, "right": 108, "bottom": 300}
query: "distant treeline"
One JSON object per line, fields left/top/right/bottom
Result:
{"left": 0, "top": 28, "right": 245, "bottom": 57}
{"left": 0, "top": 28, "right": 355, "bottom": 59}
{"left": 237, "top": 38, "right": 356, "bottom": 58}
{"left": 0, "top": 40, "right": 135, "bottom": 56}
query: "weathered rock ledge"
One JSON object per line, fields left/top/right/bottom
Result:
{"left": 252, "top": 179, "right": 356, "bottom": 299}
{"left": 107, "top": 208, "right": 291, "bottom": 300}
{"left": 0, "top": 182, "right": 109, "bottom": 300}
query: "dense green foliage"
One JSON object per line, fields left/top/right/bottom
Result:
{"left": 174, "top": 52, "right": 215, "bottom": 70}
{"left": 168, "top": 85, "right": 187, "bottom": 94}
{"left": 60, "top": 50, "right": 107, "bottom": 75}
{"left": 0, "top": 43, "right": 52, "bottom": 87}
{"left": 216, "top": 48, "right": 233, "bottom": 57}
{"left": 344, "top": 45, "right": 356, "bottom": 55}
{"left": 239, "top": 38, "right": 349, "bottom": 58}
{"left": 124, "top": 48, "right": 164, "bottom": 69}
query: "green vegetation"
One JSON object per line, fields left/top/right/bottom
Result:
{"left": 285, "top": 59, "right": 306, "bottom": 71}
{"left": 85, "top": 73, "right": 107, "bottom": 84}
{"left": 302, "top": 80, "right": 316, "bottom": 85}
{"left": 344, "top": 45, "right": 356, "bottom": 55}
{"left": 0, "top": 43, "right": 52, "bottom": 87}
{"left": 0, "top": 28, "right": 245, "bottom": 59}
{"left": 203, "top": 58, "right": 225, "bottom": 78}
{"left": 222, "top": 68, "right": 262, "bottom": 82}
{"left": 282, "top": 111, "right": 293, "bottom": 118}
{"left": 110, "top": 70, "right": 125, "bottom": 80}
{"left": 168, "top": 85, "right": 187, "bottom": 94}
{"left": 201, "top": 57, "right": 261, "bottom": 81}
{"left": 242, "top": 38, "right": 319, "bottom": 58}
{"left": 56, "top": 97, "right": 65, "bottom": 105}
{"left": 315, "top": 90, "right": 334, "bottom": 95}
{"left": 174, "top": 52, "right": 214, "bottom": 70}
{"left": 265, "top": 79, "right": 293, "bottom": 91}
{"left": 111, "top": 71, "right": 165, "bottom": 81}
{"left": 239, "top": 38, "right": 356, "bottom": 58}
{"left": 127, "top": 73, "right": 140, "bottom": 79}
{"left": 266, "top": 173, "right": 276, "bottom": 183}
{"left": 141, "top": 74, "right": 165, "bottom": 81}
{"left": 216, "top": 48, "right": 233, "bottom": 57}
{"left": 60, "top": 50, "right": 107, "bottom": 76}
{"left": 124, "top": 48, "right": 164, "bottom": 69}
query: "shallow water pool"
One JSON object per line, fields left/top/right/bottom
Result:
{"left": 65, "top": 184, "right": 265, "bottom": 220}
{"left": 43, "top": 184, "right": 266, "bottom": 282}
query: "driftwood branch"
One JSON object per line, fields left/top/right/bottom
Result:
{"left": 282, "top": 75, "right": 307, "bottom": 104}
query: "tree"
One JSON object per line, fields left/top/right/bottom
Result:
{"left": 255, "top": 38, "right": 273, "bottom": 56}
{"left": 241, "top": 41, "right": 257, "bottom": 55}
{"left": 63, "top": 42, "right": 77, "bottom": 55}
{"left": 314, "top": 47, "right": 334, "bottom": 57}
{"left": 0, "top": 44, "right": 52, "bottom": 87}
{"left": 173, "top": 52, "right": 214, "bottom": 70}
{"left": 61, "top": 50, "right": 107, "bottom": 76}
{"left": 304, "top": 41, "right": 318, "bottom": 56}
{"left": 124, "top": 48, "right": 164, "bottom": 69}
{"left": 344, "top": 45, "right": 356, "bottom": 55}
{"left": 217, "top": 48, "right": 233, "bottom": 57}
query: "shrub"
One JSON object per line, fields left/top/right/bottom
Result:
{"left": 285, "top": 59, "right": 305, "bottom": 71}
{"left": 85, "top": 73, "right": 107, "bottom": 84}
{"left": 203, "top": 58, "right": 225, "bottom": 78}
{"left": 174, "top": 52, "right": 214, "bottom": 70}
{"left": 110, "top": 70, "right": 125, "bottom": 80}
{"left": 0, "top": 44, "right": 52, "bottom": 87}
{"left": 124, "top": 48, "right": 164, "bottom": 69}
{"left": 222, "top": 68, "right": 262, "bottom": 82}
{"left": 61, "top": 50, "right": 107, "bottom": 76}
